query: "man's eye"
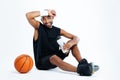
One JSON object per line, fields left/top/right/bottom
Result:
{"left": 47, "top": 16, "right": 52, "bottom": 19}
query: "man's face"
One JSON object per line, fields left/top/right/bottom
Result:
{"left": 42, "top": 15, "right": 54, "bottom": 28}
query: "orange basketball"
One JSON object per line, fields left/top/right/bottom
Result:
{"left": 14, "top": 54, "right": 33, "bottom": 73}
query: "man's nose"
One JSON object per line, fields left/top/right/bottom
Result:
{"left": 46, "top": 19, "right": 52, "bottom": 23}
{"left": 46, "top": 20, "right": 48, "bottom": 23}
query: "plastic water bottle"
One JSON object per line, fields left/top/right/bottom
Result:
{"left": 57, "top": 39, "right": 69, "bottom": 53}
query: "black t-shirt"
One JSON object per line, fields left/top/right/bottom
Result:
{"left": 33, "top": 23, "right": 61, "bottom": 58}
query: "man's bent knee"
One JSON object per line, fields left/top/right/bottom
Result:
{"left": 49, "top": 55, "right": 62, "bottom": 65}
{"left": 70, "top": 44, "right": 78, "bottom": 49}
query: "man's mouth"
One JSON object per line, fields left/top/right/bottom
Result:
{"left": 45, "top": 22, "right": 53, "bottom": 27}
{"left": 47, "top": 22, "right": 52, "bottom": 25}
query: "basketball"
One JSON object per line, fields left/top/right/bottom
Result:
{"left": 14, "top": 54, "right": 33, "bottom": 73}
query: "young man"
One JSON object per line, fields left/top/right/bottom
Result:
{"left": 26, "top": 9, "right": 99, "bottom": 76}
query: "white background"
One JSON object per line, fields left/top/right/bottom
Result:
{"left": 0, "top": 0, "right": 120, "bottom": 80}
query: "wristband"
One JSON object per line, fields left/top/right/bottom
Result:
{"left": 40, "top": 9, "right": 48, "bottom": 16}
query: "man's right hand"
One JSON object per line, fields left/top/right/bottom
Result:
{"left": 48, "top": 9, "right": 56, "bottom": 18}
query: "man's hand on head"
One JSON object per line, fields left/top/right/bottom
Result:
{"left": 48, "top": 9, "right": 56, "bottom": 18}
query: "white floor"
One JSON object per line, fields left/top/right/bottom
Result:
{"left": 1, "top": 63, "right": 100, "bottom": 80}
{"left": 0, "top": 50, "right": 119, "bottom": 80}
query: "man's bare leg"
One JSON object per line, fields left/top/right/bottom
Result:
{"left": 70, "top": 45, "right": 99, "bottom": 75}
{"left": 70, "top": 45, "right": 82, "bottom": 62}
{"left": 49, "top": 45, "right": 83, "bottom": 72}
{"left": 50, "top": 55, "right": 77, "bottom": 72}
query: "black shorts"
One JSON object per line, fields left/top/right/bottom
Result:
{"left": 36, "top": 50, "right": 68, "bottom": 70}
{"left": 33, "top": 39, "right": 69, "bottom": 70}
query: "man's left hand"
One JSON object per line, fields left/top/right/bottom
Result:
{"left": 63, "top": 42, "right": 72, "bottom": 50}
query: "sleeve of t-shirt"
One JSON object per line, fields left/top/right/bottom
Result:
{"left": 54, "top": 26, "right": 61, "bottom": 36}
{"left": 37, "top": 22, "right": 44, "bottom": 32}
